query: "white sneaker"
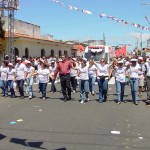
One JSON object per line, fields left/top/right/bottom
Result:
{"left": 29, "top": 96, "right": 32, "bottom": 99}
{"left": 87, "top": 98, "right": 90, "bottom": 101}
{"left": 42, "top": 97, "right": 46, "bottom": 100}
{"left": 91, "top": 92, "right": 95, "bottom": 95}
{"left": 73, "top": 90, "right": 76, "bottom": 94}
{"left": 80, "top": 100, "right": 84, "bottom": 104}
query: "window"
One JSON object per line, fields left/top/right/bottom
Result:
{"left": 41, "top": 49, "right": 45, "bottom": 57}
{"left": 51, "top": 49, "right": 54, "bottom": 57}
{"left": 25, "top": 48, "right": 29, "bottom": 58}
{"left": 59, "top": 50, "right": 62, "bottom": 57}
{"left": 64, "top": 50, "right": 68, "bottom": 57}
{"left": 14, "top": 47, "right": 19, "bottom": 57}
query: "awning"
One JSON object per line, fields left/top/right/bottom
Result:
{"left": 91, "top": 49, "right": 103, "bottom": 53}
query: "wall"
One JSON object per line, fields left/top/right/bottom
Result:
{"left": 3, "top": 17, "right": 41, "bottom": 38}
{"left": 5, "top": 38, "right": 73, "bottom": 58}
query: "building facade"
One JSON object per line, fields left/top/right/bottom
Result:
{"left": 3, "top": 17, "right": 75, "bottom": 59}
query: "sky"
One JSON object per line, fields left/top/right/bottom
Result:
{"left": 12, "top": 0, "right": 150, "bottom": 51}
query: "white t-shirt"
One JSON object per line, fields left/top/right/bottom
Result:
{"left": 15, "top": 63, "right": 26, "bottom": 80}
{"left": 7, "top": 68, "right": 16, "bottom": 80}
{"left": 38, "top": 68, "right": 50, "bottom": 83}
{"left": 77, "top": 66, "right": 89, "bottom": 80}
{"left": 49, "top": 66, "right": 56, "bottom": 76}
{"left": 0, "top": 66, "right": 8, "bottom": 80}
{"left": 70, "top": 68, "right": 77, "bottom": 77}
{"left": 115, "top": 67, "right": 126, "bottom": 82}
{"left": 128, "top": 65, "right": 140, "bottom": 78}
{"left": 95, "top": 63, "right": 109, "bottom": 77}
{"left": 88, "top": 65, "right": 97, "bottom": 78}
{"left": 26, "top": 66, "right": 34, "bottom": 78}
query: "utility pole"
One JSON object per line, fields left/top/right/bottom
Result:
{"left": 0, "top": 0, "right": 19, "bottom": 64}
{"left": 103, "top": 33, "right": 106, "bottom": 45}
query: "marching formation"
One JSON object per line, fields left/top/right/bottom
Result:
{"left": 0, "top": 54, "right": 150, "bottom": 106}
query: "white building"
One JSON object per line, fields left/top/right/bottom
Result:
{"left": 3, "top": 17, "right": 77, "bottom": 58}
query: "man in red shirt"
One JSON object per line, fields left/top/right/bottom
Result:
{"left": 54, "top": 56, "right": 72, "bottom": 101}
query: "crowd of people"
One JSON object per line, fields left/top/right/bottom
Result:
{"left": 0, "top": 54, "right": 150, "bottom": 106}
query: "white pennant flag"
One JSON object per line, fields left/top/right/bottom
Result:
{"left": 68, "top": 5, "right": 73, "bottom": 10}
{"left": 99, "top": 13, "right": 107, "bottom": 18}
{"left": 82, "top": 10, "right": 92, "bottom": 15}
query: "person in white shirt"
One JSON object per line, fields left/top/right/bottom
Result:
{"left": 15, "top": 57, "right": 27, "bottom": 99}
{"left": 70, "top": 58, "right": 78, "bottom": 93}
{"left": 126, "top": 59, "right": 140, "bottom": 105}
{"left": 77, "top": 58, "right": 89, "bottom": 104}
{"left": 36, "top": 63, "right": 53, "bottom": 100}
{"left": 25, "top": 61, "right": 35, "bottom": 99}
{"left": 95, "top": 58, "right": 110, "bottom": 103}
{"left": 137, "top": 57, "right": 145, "bottom": 98}
{"left": 49, "top": 60, "right": 57, "bottom": 93}
{"left": 88, "top": 59, "right": 97, "bottom": 95}
{"left": 7, "top": 63, "right": 16, "bottom": 98}
{"left": 0, "top": 61, "right": 9, "bottom": 97}
{"left": 115, "top": 61, "right": 126, "bottom": 104}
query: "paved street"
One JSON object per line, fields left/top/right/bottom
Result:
{"left": 0, "top": 83, "right": 150, "bottom": 150}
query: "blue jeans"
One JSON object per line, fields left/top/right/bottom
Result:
{"left": 130, "top": 78, "right": 139, "bottom": 102}
{"left": 26, "top": 78, "right": 34, "bottom": 97}
{"left": 89, "top": 77, "right": 96, "bottom": 93}
{"left": 116, "top": 80, "right": 125, "bottom": 102}
{"left": 39, "top": 83, "right": 47, "bottom": 98}
{"left": 8, "top": 80, "right": 15, "bottom": 96}
{"left": 17, "top": 79, "right": 24, "bottom": 96}
{"left": 79, "top": 80, "right": 89, "bottom": 101}
{"left": 0, "top": 80, "right": 8, "bottom": 96}
{"left": 97, "top": 79, "right": 108, "bottom": 101}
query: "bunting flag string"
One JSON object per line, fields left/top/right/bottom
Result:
{"left": 51, "top": 0, "right": 150, "bottom": 31}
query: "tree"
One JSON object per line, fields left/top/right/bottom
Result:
{"left": 0, "top": 17, "right": 6, "bottom": 54}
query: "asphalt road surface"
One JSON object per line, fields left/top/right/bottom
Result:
{"left": 0, "top": 83, "right": 150, "bottom": 150}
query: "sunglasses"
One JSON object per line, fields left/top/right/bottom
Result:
{"left": 101, "top": 60, "right": 105, "bottom": 62}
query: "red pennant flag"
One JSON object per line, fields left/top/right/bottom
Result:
{"left": 115, "top": 45, "right": 126, "bottom": 57}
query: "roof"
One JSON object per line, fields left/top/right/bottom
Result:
{"left": 5, "top": 32, "right": 72, "bottom": 45}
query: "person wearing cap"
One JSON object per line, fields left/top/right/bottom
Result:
{"left": 126, "top": 59, "right": 140, "bottom": 105}
{"left": 0, "top": 61, "right": 9, "bottom": 97}
{"left": 54, "top": 55, "right": 72, "bottom": 102}
{"left": 145, "top": 57, "right": 150, "bottom": 106}
{"left": 25, "top": 61, "right": 35, "bottom": 99}
{"left": 115, "top": 60, "right": 126, "bottom": 104}
{"left": 70, "top": 58, "right": 78, "bottom": 94}
{"left": 94, "top": 58, "right": 110, "bottom": 103}
{"left": 7, "top": 63, "right": 16, "bottom": 98}
{"left": 15, "top": 57, "right": 27, "bottom": 99}
{"left": 49, "top": 60, "right": 57, "bottom": 93}
{"left": 36, "top": 63, "right": 53, "bottom": 100}
{"left": 37, "top": 58, "right": 44, "bottom": 93}
{"left": 88, "top": 59, "right": 97, "bottom": 95}
{"left": 76, "top": 58, "right": 89, "bottom": 103}
{"left": 137, "top": 57, "right": 145, "bottom": 98}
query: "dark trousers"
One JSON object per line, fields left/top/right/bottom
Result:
{"left": 60, "top": 74, "right": 71, "bottom": 97}
{"left": 17, "top": 79, "right": 24, "bottom": 96}
{"left": 39, "top": 83, "right": 47, "bottom": 98}
{"left": 70, "top": 76, "right": 77, "bottom": 91}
